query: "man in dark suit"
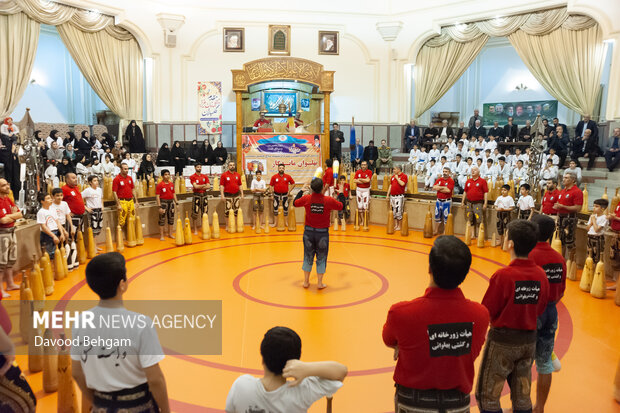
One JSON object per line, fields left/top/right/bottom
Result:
{"left": 456, "top": 121, "right": 468, "bottom": 140}
{"left": 436, "top": 120, "right": 454, "bottom": 143}
{"left": 404, "top": 119, "right": 420, "bottom": 151}
{"left": 487, "top": 121, "right": 504, "bottom": 141}
{"left": 503, "top": 117, "right": 518, "bottom": 142}
{"left": 518, "top": 120, "right": 532, "bottom": 142}
{"left": 468, "top": 109, "right": 483, "bottom": 129}
{"left": 422, "top": 126, "right": 438, "bottom": 146}
{"left": 469, "top": 120, "right": 486, "bottom": 139}
{"left": 552, "top": 118, "right": 568, "bottom": 139}
{"left": 363, "top": 140, "right": 379, "bottom": 172}
{"left": 547, "top": 125, "right": 570, "bottom": 168}
{"left": 575, "top": 114, "right": 598, "bottom": 142}
{"left": 603, "top": 127, "right": 620, "bottom": 172}
{"left": 329, "top": 123, "right": 344, "bottom": 161}
{"left": 571, "top": 128, "right": 598, "bottom": 170}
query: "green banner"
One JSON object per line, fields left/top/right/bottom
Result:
{"left": 482, "top": 100, "right": 557, "bottom": 126}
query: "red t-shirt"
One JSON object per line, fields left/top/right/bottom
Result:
{"left": 293, "top": 193, "right": 343, "bottom": 228}
{"left": 270, "top": 173, "right": 295, "bottom": 194}
{"left": 434, "top": 177, "right": 454, "bottom": 200}
{"left": 529, "top": 242, "right": 566, "bottom": 303}
{"left": 189, "top": 173, "right": 210, "bottom": 194}
{"left": 556, "top": 185, "right": 583, "bottom": 214}
{"left": 355, "top": 169, "right": 373, "bottom": 189}
{"left": 0, "top": 196, "right": 17, "bottom": 229}
{"left": 541, "top": 189, "right": 560, "bottom": 215}
{"left": 612, "top": 204, "right": 620, "bottom": 231}
{"left": 220, "top": 171, "right": 241, "bottom": 194}
{"left": 323, "top": 168, "right": 334, "bottom": 187}
{"left": 112, "top": 174, "right": 135, "bottom": 199}
{"left": 464, "top": 177, "right": 488, "bottom": 202}
{"left": 156, "top": 181, "right": 175, "bottom": 200}
{"left": 383, "top": 288, "right": 489, "bottom": 393}
{"left": 482, "top": 259, "right": 550, "bottom": 331}
{"left": 390, "top": 173, "right": 408, "bottom": 196}
{"left": 61, "top": 184, "right": 85, "bottom": 215}
{"left": 253, "top": 118, "right": 270, "bottom": 128}
{"left": 338, "top": 183, "right": 350, "bottom": 198}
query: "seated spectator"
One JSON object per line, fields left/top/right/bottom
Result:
{"left": 47, "top": 141, "right": 64, "bottom": 163}
{"left": 604, "top": 127, "right": 620, "bottom": 172}
{"left": 383, "top": 236, "right": 489, "bottom": 413}
{"left": 225, "top": 326, "right": 347, "bottom": 413}
{"left": 213, "top": 141, "right": 228, "bottom": 165}
{"left": 156, "top": 143, "right": 172, "bottom": 166}
{"left": 57, "top": 157, "right": 76, "bottom": 178}
{"left": 571, "top": 129, "right": 598, "bottom": 170}
{"left": 519, "top": 120, "right": 532, "bottom": 142}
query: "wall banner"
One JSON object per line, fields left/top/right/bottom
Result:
{"left": 198, "top": 81, "right": 222, "bottom": 134}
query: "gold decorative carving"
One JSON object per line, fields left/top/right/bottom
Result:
{"left": 231, "top": 57, "right": 334, "bottom": 92}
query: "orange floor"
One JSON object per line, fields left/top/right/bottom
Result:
{"left": 8, "top": 226, "right": 620, "bottom": 412}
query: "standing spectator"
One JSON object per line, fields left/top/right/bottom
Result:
{"left": 529, "top": 215, "right": 567, "bottom": 413}
{"left": 170, "top": 141, "right": 187, "bottom": 174}
{"left": 404, "top": 119, "right": 420, "bottom": 151}
{"left": 213, "top": 141, "right": 228, "bottom": 165}
{"left": 468, "top": 109, "right": 484, "bottom": 129}
{"left": 156, "top": 143, "right": 171, "bottom": 166}
{"left": 0, "top": 178, "right": 21, "bottom": 297}
{"left": 432, "top": 166, "right": 454, "bottom": 235}
{"left": 387, "top": 165, "right": 407, "bottom": 231}
{"left": 383, "top": 236, "right": 489, "bottom": 413}
{"left": 126, "top": 120, "right": 146, "bottom": 153}
{"left": 476, "top": 220, "right": 550, "bottom": 413}
{"left": 225, "top": 326, "right": 346, "bottom": 413}
{"left": 571, "top": 129, "right": 598, "bottom": 170}
{"left": 329, "top": 123, "right": 344, "bottom": 161}
{"left": 363, "top": 140, "right": 378, "bottom": 172}
{"left": 575, "top": 114, "right": 598, "bottom": 143}
{"left": 604, "top": 127, "right": 620, "bottom": 172}
{"left": 503, "top": 117, "right": 518, "bottom": 142}
{"left": 220, "top": 161, "right": 243, "bottom": 232}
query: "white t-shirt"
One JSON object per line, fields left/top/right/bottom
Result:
{"left": 82, "top": 187, "right": 103, "bottom": 209}
{"left": 517, "top": 195, "right": 535, "bottom": 211}
{"left": 495, "top": 195, "right": 515, "bottom": 210}
{"left": 71, "top": 306, "right": 164, "bottom": 393}
{"left": 37, "top": 207, "right": 58, "bottom": 231}
{"left": 225, "top": 374, "right": 342, "bottom": 413}
{"left": 251, "top": 179, "right": 266, "bottom": 192}
{"left": 588, "top": 214, "right": 608, "bottom": 236}
{"left": 50, "top": 201, "right": 71, "bottom": 225}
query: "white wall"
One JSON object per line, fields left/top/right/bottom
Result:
{"left": 10, "top": 25, "right": 108, "bottom": 125}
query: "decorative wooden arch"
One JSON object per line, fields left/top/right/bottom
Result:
{"left": 232, "top": 57, "right": 335, "bottom": 171}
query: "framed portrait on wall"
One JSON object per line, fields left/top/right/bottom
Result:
{"left": 223, "top": 28, "right": 244, "bottom": 52}
{"left": 268, "top": 25, "right": 290, "bottom": 56}
{"left": 318, "top": 31, "right": 338, "bottom": 55}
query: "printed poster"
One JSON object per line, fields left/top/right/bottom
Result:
{"left": 241, "top": 134, "right": 321, "bottom": 182}
{"left": 482, "top": 100, "right": 558, "bottom": 126}
{"left": 198, "top": 81, "right": 222, "bottom": 134}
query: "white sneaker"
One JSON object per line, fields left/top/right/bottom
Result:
{"left": 551, "top": 352, "right": 561, "bottom": 372}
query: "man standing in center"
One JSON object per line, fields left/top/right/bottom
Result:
{"left": 354, "top": 161, "right": 372, "bottom": 228}
{"left": 554, "top": 172, "right": 583, "bottom": 259}
{"left": 461, "top": 166, "right": 488, "bottom": 239}
{"left": 293, "top": 178, "right": 342, "bottom": 289}
{"left": 62, "top": 172, "right": 87, "bottom": 268}
{"left": 113, "top": 163, "right": 140, "bottom": 236}
{"left": 220, "top": 161, "right": 243, "bottom": 232}
{"left": 190, "top": 163, "right": 211, "bottom": 234}
{"left": 433, "top": 166, "right": 454, "bottom": 236}
{"left": 269, "top": 163, "right": 295, "bottom": 227}
{"left": 387, "top": 165, "right": 407, "bottom": 231}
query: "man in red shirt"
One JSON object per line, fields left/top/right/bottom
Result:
{"left": 293, "top": 178, "right": 342, "bottom": 289}
{"left": 0, "top": 178, "right": 21, "bottom": 297}
{"left": 269, "top": 163, "right": 295, "bottom": 227}
{"left": 190, "top": 163, "right": 211, "bottom": 234}
{"left": 383, "top": 236, "right": 489, "bottom": 412}
{"left": 539, "top": 178, "right": 559, "bottom": 216}
{"left": 112, "top": 163, "right": 139, "bottom": 231}
{"left": 156, "top": 169, "right": 178, "bottom": 240}
{"left": 432, "top": 166, "right": 454, "bottom": 235}
{"left": 476, "top": 220, "right": 550, "bottom": 413}
{"left": 387, "top": 164, "right": 407, "bottom": 231}
{"left": 253, "top": 110, "right": 271, "bottom": 129}
{"left": 461, "top": 166, "right": 488, "bottom": 239}
{"left": 529, "top": 215, "right": 566, "bottom": 413}
{"left": 354, "top": 161, "right": 373, "bottom": 227}
{"left": 62, "top": 172, "right": 86, "bottom": 269}
{"left": 553, "top": 171, "right": 583, "bottom": 258}
{"left": 220, "top": 161, "right": 244, "bottom": 232}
